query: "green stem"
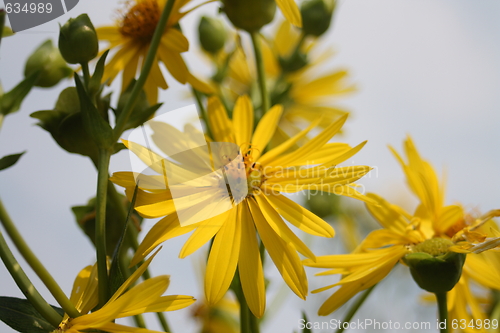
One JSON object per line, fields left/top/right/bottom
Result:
{"left": 0, "top": 198, "right": 80, "bottom": 318}
{"left": 0, "top": 114, "right": 4, "bottom": 132}
{"left": 81, "top": 62, "right": 91, "bottom": 89}
{"left": 192, "top": 88, "right": 213, "bottom": 141}
{"left": 250, "top": 31, "right": 269, "bottom": 116}
{"left": 231, "top": 270, "right": 259, "bottom": 333}
{"left": 113, "top": 0, "right": 175, "bottom": 140}
{"left": 0, "top": 10, "right": 5, "bottom": 49}
{"left": 96, "top": 148, "right": 111, "bottom": 306}
{"left": 335, "top": 285, "right": 376, "bottom": 333}
{"left": 436, "top": 292, "right": 449, "bottom": 333}
{"left": 0, "top": 229, "right": 62, "bottom": 327}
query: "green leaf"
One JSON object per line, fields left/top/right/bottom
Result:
{"left": 0, "top": 71, "right": 40, "bottom": 116}
{"left": 0, "top": 152, "right": 26, "bottom": 171}
{"left": 88, "top": 50, "right": 109, "bottom": 99}
{"left": 115, "top": 80, "right": 161, "bottom": 130}
{"left": 112, "top": 142, "right": 127, "bottom": 155}
{"left": 301, "top": 312, "right": 312, "bottom": 333}
{"left": 0, "top": 296, "right": 63, "bottom": 333}
{"left": 74, "top": 74, "right": 114, "bottom": 149}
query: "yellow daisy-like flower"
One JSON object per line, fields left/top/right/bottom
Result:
{"left": 57, "top": 251, "right": 195, "bottom": 333}
{"left": 96, "top": 0, "right": 212, "bottom": 104}
{"left": 275, "top": 0, "right": 302, "bottom": 27}
{"left": 111, "top": 95, "right": 372, "bottom": 317}
{"left": 304, "top": 137, "right": 500, "bottom": 317}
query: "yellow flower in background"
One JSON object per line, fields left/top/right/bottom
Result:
{"left": 111, "top": 95, "right": 372, "bottom": 317}
{"left": 58, "top": 251, "right": 195, "bottom": 333}
{"left": 191, "top": 296, "right": 240, "bottom": 333}
{"left": 304, "top": 137, "right": 500, "bottom": 316}
{"left": 96, "top": 0, "right": 212, "bottom": 104}
{"left": 222, "top": 20, "right": 355, "bottom": 145}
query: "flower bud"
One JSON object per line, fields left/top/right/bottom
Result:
{"left": 222, "top": 0, "right": 276, "bottom": 32}
{"left": 24, "top": 40, "right": 72, "bottom": 88}
{"left": 300, "top": 0, "right": 336, "bottom": 37}
{"left": 198, "top": 16, "right": 227, "bottom": 54}
{"left": 403, "top": 238, "right": 466, "bottom": 293}
{"left": 59, "top": 14, "right": 98, "bottom": 64}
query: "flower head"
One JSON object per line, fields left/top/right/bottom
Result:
{"left": 96, "top": 0, "right": 212, "bottom": 104}
{"left": 304, "top": 136, "right": 500, "bottom": 316}
{"left": 56, "top": 251, "right": 195, "bottom": 333}
{"left": 111, "top": 95, "right": 372, "bottom": 317}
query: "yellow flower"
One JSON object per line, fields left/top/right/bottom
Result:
{"left": 96, "top": 0, "right": 212, "bottom": 104}
{"left": 111, "top": 95, "right": 372, "bottom": 317}
{"left": 57, "top": 251, "right": 195, "bottom": 333}
{"left": 223, "top": 21, "right": 354, "bottom": 145}
{"left": 304, "top": 136, "right": 500, "bottom": 316}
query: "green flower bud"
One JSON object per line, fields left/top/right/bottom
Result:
{"left": 24, "top": 40, "right": 72, "bottom": 88}
{"left": 222, "top": 0, "right": 276, "bottom": 32}
{"left": 279, "top": 51, "right": 308, "bottom": 73}
{"left": 403, "top": 238, "right": 466, "bottom": 293}
{"left": 198, "top": 16, "right": 227, "bottom": 54}
{"left": 300, "top": 0, "right": 336, "bottom": 37}
{"left": 59, "top": 14, "right": 98, "bottom": 64}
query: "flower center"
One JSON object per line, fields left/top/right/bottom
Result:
{"left": 219, "top": 149, "right": 264, "bottom": 204}
{"left": 119, "top": 0, "right": 160, "bottom": 41}
{"left": 411, "top": 238, "right": 454, "bottom": 256}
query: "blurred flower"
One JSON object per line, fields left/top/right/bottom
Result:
{"left": 96, "top": 0, "right": 212, "bottom": 104}
{"left": 57, "top": 251, "right": 195, "bottom": 333}
{"left": 191, "top": 297, "right": 239, "bottom": 333}
{"left": 305, "top": 136, "right": 500, "bottom": 316}
{"left": 213, "top": 21, "right": 354, "bottom": 146}
{"left": 111, "top": 95, "right": 372, "bottom": 317}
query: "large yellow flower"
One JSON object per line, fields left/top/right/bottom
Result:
{"left": 304, "top": 137, "right": 500, "bottom": 318}
{"left": 96, "top": 0, "right": 212, "bottom": 104}
{"left": 111, "top": 95, "right": 372, "bottom": 317}
{"left": 57, "top": 251, "right": 195, "bottom": 333}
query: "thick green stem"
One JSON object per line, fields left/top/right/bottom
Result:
{"left": 96, "top": 148, "right": 111, "bottom": 306}
{"left": 0, "top": 198, "right": 80, "bottom": 318}
{"left": 335, "top": 285, "right": 376, "bottom": 333}
{"left": 0, "top": 229, "right": 62, "bottom": 327}
{"left": 436, "top": 292, "right": 449, "bottom": 333}
{"left": 0, "top": 114, "right": 4, "bottom": 132}
{"left": 250, "top": 31, "right": 269, "bottom": 116}
{"left": 113, "top": 0, "right": 175, "bottom": 140}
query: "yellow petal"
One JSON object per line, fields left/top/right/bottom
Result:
{"left": 276, "top": 0, "right": 302, "bottom": 27}
{"left": 205, "top": 209, "right": 241, "bottom": 305}
{"left": 248, "top": 199, "right": 308, "bottom": 299}
{"left": 232, "top": 95, "right": 254, "bottom": 149}
{"left": 255, "top": 193, "right": 315, "bottom": 260}
{"left": 207, "top": 96, "right": 235, "bottom": 143}
{"left": 179, "top": 210, "right": 231, "bottom": 258}
{"left": 131, "top": 214, "right": 197, "bottom": 266}
{"left": 160, "top": 29, "right": 189, "bottom": 53}
{"left": 251, "top": 105, "right": 283, "bottom": 161}
{"left": 238, "top": 204, "right": 266, "bottom": 318}
{"left": 265, "top": 193, "right": 334, "bottom": 237}
{"left": 270, "top": 114, "right": 347, "bottom": 168}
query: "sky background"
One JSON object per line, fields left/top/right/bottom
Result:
{"left": 1, "top": 0, "right": 499, "bottom": 332}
